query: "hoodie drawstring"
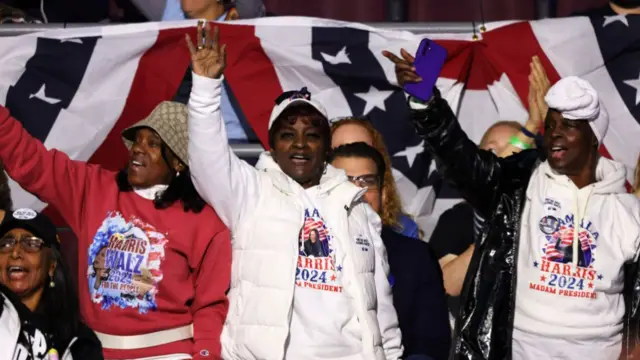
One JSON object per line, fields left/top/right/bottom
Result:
{"left": 572, "top": 185, "right": 594, "bottom": 267}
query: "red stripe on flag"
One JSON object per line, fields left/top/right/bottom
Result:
{"left": 480, "top": 22, "right": 561, "bottom": 101}
{"left": 221, "top": 24, "right": 284, "bottom": 149}
{"left": 435, "top": 40, "right": 474, "bottom": 86}
{"left": 436, "top": 23, "right": 563, "bottom": 100}
{"left": 88, "top": 28, "right": 192, "bottom": 170}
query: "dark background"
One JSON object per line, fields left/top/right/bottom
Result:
{"left": 262, "top": 0, "right": 609, "bottom": 21}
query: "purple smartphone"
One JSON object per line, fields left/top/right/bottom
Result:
{"left": 403, "top": 38, "right": 448, "bottom": 102}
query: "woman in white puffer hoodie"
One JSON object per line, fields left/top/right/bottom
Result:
{"left": 184, "top": 22, "right": 403, "bottom": 360}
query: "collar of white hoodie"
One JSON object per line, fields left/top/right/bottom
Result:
{"left": 528, "top": 157, "right": 627, "bottom": 266}
{"left": 255, "top": 151, "right": 363, "bottom": 199}
{"left": 539, "top": 156, "right": 627, "bottom": 194}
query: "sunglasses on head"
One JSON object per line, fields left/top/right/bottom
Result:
{"left": 275, "top": 87, "right": 312, "bottom": 105}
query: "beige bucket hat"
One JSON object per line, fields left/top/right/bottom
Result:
{"left": 122, "top": 101, "right": 189, "bottom": 165}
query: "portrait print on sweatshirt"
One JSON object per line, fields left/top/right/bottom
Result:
{"left": 87, "top": 211, "right": 167, "bottom": 312}
{"left": 296, "top": 207, "right": 344, "bottom": 294}
{"left": 529, "top": 197, "right": 600, "bottom": 300}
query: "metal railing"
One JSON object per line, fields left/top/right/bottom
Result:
{"left": 0, "top": 21, "right": 478, "bottom": 36}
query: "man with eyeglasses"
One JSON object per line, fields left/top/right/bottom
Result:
{"left": 330, "top": 142, "right": 451, "bottom": 360}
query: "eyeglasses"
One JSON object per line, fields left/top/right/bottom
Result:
{"left": 275, "top": 87, "right": 311, "bottom": 105}
{"left": 0, "top": 236, "right": 47, "bottom": 253}
{"left": 347, "top": 174, "right": 381, "bottom": 189}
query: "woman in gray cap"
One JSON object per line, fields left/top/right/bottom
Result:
{"left": 0, "top": 99, "right": 231, "bottom": 359}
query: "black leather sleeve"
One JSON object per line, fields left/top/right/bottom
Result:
{"left": 408, "top": 92, "right": 503, "bottom": 219}
{"left": 623, "top": 260, "right": 640, "bottom": 357}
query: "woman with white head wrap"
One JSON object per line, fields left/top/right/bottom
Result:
{"left": 385, "top": 45, "right": 640, "bottom": 360}
{"left": 545, "top": 76, "right": 609, "bottom": 145}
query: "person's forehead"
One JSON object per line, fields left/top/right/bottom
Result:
{"left": 547, "top": 110, "right": 589, "bottom": 129}
{"left": 479, "top": 126, "right": 512, "bottom": 149}
{"left": 277, "top": 116, "right": 323, "bottom": 130}
{"left": 490, "top": 124, "right": 518, "bottom": 138}
{"left": 547, "top": 109, "right": 566, "bottom": 121}
{"left": 331, "top": 124, "right": 374, "bottom": 147}
{"left": 136, "top": 127, "right": 161, "bottom": 139}
{"left": 5, "top": 228, "right": 34, "bottom": 236}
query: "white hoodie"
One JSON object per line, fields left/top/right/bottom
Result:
{"left": 513, "top": 157, "right": 640, "bottom": 357}
{"left": 187, "top": 73, "right": 402, "bottom": 360}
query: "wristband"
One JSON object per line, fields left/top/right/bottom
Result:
{"left": 509, "top": 136, "right": 531, "bottom": 150}
{"left": 408, "top": 96, "right": 431, "bottom": 110}
{"left": 520, "top": 126, "right": 537, "bottom": 139}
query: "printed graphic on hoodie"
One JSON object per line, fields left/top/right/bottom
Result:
{"left": 87, "top": 212, "right": 168, "bottom": 313}
{"left": 13, "top": 326, "right": 52, "bottom": 360}
{"left": 296, "top": 208, "right": 343, "bottom": 293}
{"left": 530, "top": 203, "right": 601, "bottom": 300}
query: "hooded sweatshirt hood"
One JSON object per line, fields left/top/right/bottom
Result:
{"left": 541, "top": 156, "right": 627, "bottom": 195}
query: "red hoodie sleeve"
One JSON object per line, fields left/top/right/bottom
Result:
{"left": 191, "top": 226, "right": 232, "bottom": 360}
{"left": 0, "top": 106, "right": 95, "bottom": 231}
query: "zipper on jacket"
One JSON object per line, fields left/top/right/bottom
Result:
{"left": 284, "top": 200, "right": 306, "bottom": 355}
{"left": 62, "top": 337, "right": 78, "bottom": 360}
{"left": 340, "top": 206, "right": 377, "bottom": 357}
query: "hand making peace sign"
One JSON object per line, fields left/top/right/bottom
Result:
{"left": 382, "top": 48, "right": 422, "bottom": 87}
{"left": 185, "top": 21, "right": 227, "bottom": 79}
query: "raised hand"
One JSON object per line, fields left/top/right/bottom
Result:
{"left": 526, "top": 56, "right": 552, "bottom": 130}
{"left": 185, "top": 21, "right": 227, "bottom": 79}
{"left": 382, "top": 48, "right": 422, "bottom": 87}
{"left": 531, "top": 55, "right": 551, "bottom": 118}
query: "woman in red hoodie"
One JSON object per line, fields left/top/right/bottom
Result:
{"left": 0, "top": 100, "right": 231, "bottom": 360}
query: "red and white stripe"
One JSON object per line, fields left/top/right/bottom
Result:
{"left": 0, "top": 18, "right": 636, "bottom": 231}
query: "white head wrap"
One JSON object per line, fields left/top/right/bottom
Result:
{"left": 544, "top": 76, "right": 609, "bottom": 144}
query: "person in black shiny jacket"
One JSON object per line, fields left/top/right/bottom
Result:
{"left": 382, "top": 49, "right": 640, "bottom": 360}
